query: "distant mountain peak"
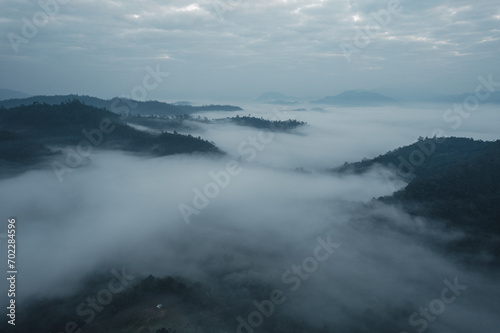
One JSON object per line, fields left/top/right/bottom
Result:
{"left": 0, "top": 89, "right": 31, "bottom": 101}
{"left": 311, "top": 90, "right": 396, "bottom": 106}
{"left": 0, "top": 94, "right": 242, "bottom": 116}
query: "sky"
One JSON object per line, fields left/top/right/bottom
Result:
{"left": 1, "top": 2, "right": 499, "bottom": 331}
{"left": 1, "top": 0, "right": 500, "bottom": 102}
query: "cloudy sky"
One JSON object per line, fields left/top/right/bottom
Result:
{"left": 1, "top": 0, "right": 499, "bottom": 101}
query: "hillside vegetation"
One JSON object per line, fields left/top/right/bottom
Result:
{"left": 0, "top": 100, "right": 221, "bottom": 176}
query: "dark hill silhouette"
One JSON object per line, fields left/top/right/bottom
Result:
{"left": 335, "top": 137, "right": 500, "bottom": 264}
{"left": 0, "top": 100, "right": 221, "bottom": 176}
{"left": 0, "top": 94, "right": 242, "bottom": 116}
{"left": 0, "top": 88, "right": 31, "bottom": 100}
{"left": 312, "top": 90, "right": 396, "bottom": 106}
{"left": 222, "top": 115, "right": 306, "bottom": 131}
{"left": 124, "top": 114, "right": 307, "bottom": 132}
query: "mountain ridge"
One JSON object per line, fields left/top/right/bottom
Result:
{"left": 311, "top": 90, "right": 396, "bottom": 106}
{"left": 0, "top": 100, "right": 222, "bottom": 177}
{"left": 0, "top": 88, "right": 31, "bottom": 100}
{"left": 0, "top": 94, "right": 242, "bottom": 116}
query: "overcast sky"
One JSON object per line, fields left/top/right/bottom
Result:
{"left": 1, "top": 0, "right": 499, "bottom": 102}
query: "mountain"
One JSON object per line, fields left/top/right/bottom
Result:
{"left": 0, "top": 134, "right": 500, "bottom": 333}
{"left": 0, "top": 100, "right": 221, "bottom": 177}
{"left": 311, "top": 90, "right": 396, "bottom": 106}
{"left": 7, "top": 273, "right": 335, "bottom": 333}
{"left": 126, "top": 114, "right": 307, "bottom": 133}
{"left": 254, "top": 91, "right": 298, "bottom": 105}
{"left": 6, "top": 136, "right": 500, "bottom": 333}
{"left": 335, "top": 137, "right": 500, "bottom": 263}
{"left": 0, "top": 94, "right": 242, "bottom": 116}
{"left": 221, "top": 115, "right": 306, "bottom": 131}
{"left": 0, "top": 88, "right": 31, "bottom": 100}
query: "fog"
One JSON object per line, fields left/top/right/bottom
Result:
{"left": 0, "top": 104, "right": 499, "bottom": 332}
{"left": 192, "top": 104, "right": 500, "bottom": 168}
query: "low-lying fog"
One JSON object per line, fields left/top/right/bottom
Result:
{"left": 190, "top": 104, "right": 500, "bottom": 169}
{"left": 1, "top": 104, "right": 499, "bottom": 332}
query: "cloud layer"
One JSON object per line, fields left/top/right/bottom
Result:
{"left": 1, "top": 0, "right": 499, "bottom": 100}
{"left": 0, "top": 104, "right": 499, "bottom": 332}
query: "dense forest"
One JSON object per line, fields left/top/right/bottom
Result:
{"left": 0, "top": 95, "right": 242, "bottom": 116}
{"left": 1, "top": 132, "right": 498, "bottom": 332}
{"left": 0, "top": 100, "right": 221, "bottom": 177}
{"left": 126, "top": 114, "right": 307, "bottom": 133}
{"left": 223, "top": 115, "right": 306, "bottom": 131}
{"left": 8, "top": 272, "right": 339, "bottom": 333}
{"left": 336, "top": 137, "right": 500, "bottom": 264}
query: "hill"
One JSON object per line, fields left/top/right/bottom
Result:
{"left": 0, "top": 94, "right": 242, "bottom": 116}
{"left": 0, "top": 88, "right": 31, "bottom": 100}
{"left": 4, "top": 273, "right": 335, "bottom": 333}
{"left": 335, "top": 137, "right": 500, "bottom": 262}
{"left": 0, "top": 100, "right": 221, "bottom": 176}
{"left": 311, "top": 90, "right": 396, "bottom": 106}
{"left": 125, "top": 114, "right": 307, "bottom": 133}
{"left": 221, "top": 115, "right": 306, "bottom": 131}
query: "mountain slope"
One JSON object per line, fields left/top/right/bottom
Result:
{"left": 0, "top": 101, "right": 221, "bottom": 176}
{"left": 312, "top": 90, "right": 396, "bottom": 106}
{"left": 335, "top": 137, "right": 500, "bottom": 262}
{"left": 6, "top": 273, "right": 337, "bottom": 333}
{"left": 0, "top": 88, "right": 31, "bottom": 100}
{"left": 0, "top": 94, "right": 242, "bottom": 116}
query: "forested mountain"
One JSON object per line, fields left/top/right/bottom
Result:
{"left": 7, "top": 136, "right": 499, "bottom": 333}
{"left": 125, "top": 114, "right": 307, "bottom": 132}
{"left": 336, "top": 137, "right": 500, "bottom": 263}
{"left": 0, "top": 95, "right": 242, "bottom": 116}
{"left": 0, "top": 101, "right": 221, "bottom": 176}
{"left": 224, "top": 115, "right": 306, "bottom": 131}
{"left": 8, "top": 273, "right": 337, "bottom": 333}
{"left": 335, "top": 137, "right": 493, "bottom": 181}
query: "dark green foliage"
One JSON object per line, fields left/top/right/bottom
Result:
{"left": 0, "top": 100, "right": 221, "bottom": 176}
{"left": 4, "top": 273, "right": 340, "bottom": 333}
{"left": 180, "top": 104, "right": 242, "bottom": 112}
{"left": 156, "top": 328, "right": 175, "bottom": 333}
{"left": 0, "top": 129, "right": 54, "bottom": 163}
{"left": 4, "top": 274, "right": 191, "bottom": 333}
{"left": 224, "top": 115, "right": 306, "bottom": 131}
{"left": 0, "top": 94, "right": 242, "bottom": 116}
{"left": 335, "top": 137, "right": 489, "bottom": 181}
{"left": 389, "top": 140, "right": 500, "bottom": 258}
{"left": 340, "top": 137, "right": 500, "bottom": 234}
{"left": 337, "top": 137, "right": 500, "bottom": 263}
{"left": 0, "top": 100, "right": 118, "bottom": 141}
{"left": 125, "top": 114, "right": 203, "bottom": 132}
{"left": 125, "top": 114, "right": 307, "bottom": 133}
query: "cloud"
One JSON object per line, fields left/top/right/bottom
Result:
{"left": 0, "top": 104, "right": 499, "bottom": 332}
{"left": 0, "top": 0, "right": 499, "bottom": 100}
{"left": 0, "top": 150, "right": 498, "bottom": 332}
